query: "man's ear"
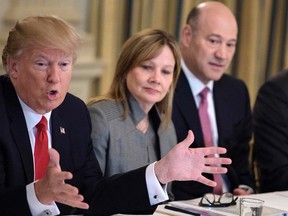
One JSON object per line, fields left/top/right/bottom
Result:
{"left": 181, "top": 24, "right": 193, "bottom": 47}
{"left": 7, "top": 56, "right": 18, "bottom": 79}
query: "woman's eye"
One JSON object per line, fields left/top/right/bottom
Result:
{"left": 162, "top": 70, "right": 172, "bottom": 75}
{"left": 142, "top": 65, "right": 153, "bottom": 70}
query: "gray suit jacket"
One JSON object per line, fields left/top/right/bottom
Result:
{"left": 88, "top": 94, "right": 177, "bottom": 177}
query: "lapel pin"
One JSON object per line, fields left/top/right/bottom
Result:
{"left": 60, "top": 127, "right": 65, "bottom": 134}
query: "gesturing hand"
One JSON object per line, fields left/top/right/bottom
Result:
{"left": 34, "top": 148, "right": 89, "bottom": 209}
{"left": 154, "top": 130, "right": 232, "bottom": 186}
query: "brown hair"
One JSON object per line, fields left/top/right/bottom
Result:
{"left": 88, "top": 28, "right": 181, "bottom": 127}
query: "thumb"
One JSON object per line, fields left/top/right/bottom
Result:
{"left": 48, "top": 148, "right": 61, "bottom": 170}
{"left": 179, "top": 130, "right": 194, "bottom": 149}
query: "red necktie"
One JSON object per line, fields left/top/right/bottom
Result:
{"left": 198, "top": 87, "right": 223, "bottom": 194}
{"left": 34, "top": 116, "right": 49, "bottom": 180}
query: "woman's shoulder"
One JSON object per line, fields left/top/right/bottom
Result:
{"left": 88, "top": 99, "right": 124, "bottom": 120}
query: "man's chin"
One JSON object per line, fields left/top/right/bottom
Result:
{"left": 209, "top": 72, "right": 225, "bottom": 81}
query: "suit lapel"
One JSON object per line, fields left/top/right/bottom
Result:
{"left": 174, "top": 72, "right": 204, "bottom": 146}
{"left": 213, "top": 78, "right": 230, "bottom": 148}
{"left": 5, "top": 83, "right": 34, "bottom": 182}
{"left": 50, "top": 109, "right": 72, "bottom": 171}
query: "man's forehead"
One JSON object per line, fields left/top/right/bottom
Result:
{"left": 197, "top": 14, "right": 237, "bottom": 38}
{"left": 26, "top": 47, "right": 71, "bottom": 59}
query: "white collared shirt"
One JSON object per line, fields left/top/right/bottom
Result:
{"left": 181, "top": 59, "right": 219, "bottom": 148}
{"left": 181, "top": 59, "right": 229, "bottom": 193}
{"left": 19, "top": 97, "right": 60, "bottom": 216}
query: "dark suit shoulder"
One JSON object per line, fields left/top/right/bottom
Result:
{"left": 255, "top": 70, "right": 288, "bottom": 102}
{"left": 217, "top": 73, "right": 247, "bottom": 89}
{"left": 57, "top": 93, "right": 88, "bottom": 115}
{"left": 266, "top": 70, "right": 288, "bottom": 92}
{"left": 270, "top": 69, "right": 288, "bottom": 82}
{"left": 54, "top": 93, "right": 91, "bottom": 134}
{"left": 214, "top": 74, "right": 250, "bottom": 103}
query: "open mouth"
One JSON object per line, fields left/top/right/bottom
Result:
{"left": 49, "top": 90, "right": 57, "bottom": 95}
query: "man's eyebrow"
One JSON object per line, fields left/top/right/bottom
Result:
{"left": 207, "top": 34, "right": 237, "bottom": 42}
{"left": 207, "top": 34, "right": 222, "bottom": 38}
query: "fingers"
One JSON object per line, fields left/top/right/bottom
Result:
{"left": 36, "top": 170, "right": 87, "bottom": 209}
{"left": 50, "top": 177, "right": 78, "bottom": 194}
{"left": 205, "top": 157, "right": 232, "bottom": 165}
{"left": 197, "top": 175, "right": 217, "bottom": 187}
{"left": 58, "top": 197, "right": 89, "bottom": 210}
{"left": 202, "top": 157, "right": 231, "bottom": 174}
{"left": 233, "top": 188, "right": 253, "bottom": 195}
{"left": 37, "top": 149, "right": 89, "bottom": 209}
{"left": 200, "top": 146, "right": 227, "bottom": 155}
{"left": 202, "top": 166, "right": 228, "bottom": 174}
{"left": 53, "top": 170, "right": 73, "bottom": 181}
{"left": 48, "top": 148, "right": 60, "bottom": 169}
{"left": 179, "top": 130, "right": 195, "bottom": 149}
{"left": 54, "top": 186, "right": 89, "bottom": 209}
{"left": 50, "top": 178, "right": 89, "bottom": 209}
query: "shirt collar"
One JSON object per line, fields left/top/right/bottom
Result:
{"left": 18, "top": 96, "right": 52, "bottom": 131}
{"left": 181, "top": 58, "right": 214, "bottom": 96}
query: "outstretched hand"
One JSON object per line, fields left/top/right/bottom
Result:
{"left": 34, "top": 148, "right": 89, "bottom": 209}
{"left": 154, "top": 130, "right": 232, "bottom": 187}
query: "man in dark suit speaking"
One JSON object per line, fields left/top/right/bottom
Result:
{"left": 172, "top": 1, "right": 255, "bottom": 200}
{"left": 0, "top": 15, "right": 231, "bottom": 215}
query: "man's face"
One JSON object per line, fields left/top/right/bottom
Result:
{"left": 8, "top": 47, "right": 73, "bottom": 114}
{"left": 183, "top": 11, "right": 238, "bottom": 84}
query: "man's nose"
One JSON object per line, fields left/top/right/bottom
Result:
{"left": 47, "top": 65, "right": 60, "bottom": 83}
{"left": 215, "top": 44, "right": 227, "bottom": 59}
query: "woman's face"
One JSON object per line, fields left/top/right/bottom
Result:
{"left": 126, "top": 45, "right": 175, "bottom": 113}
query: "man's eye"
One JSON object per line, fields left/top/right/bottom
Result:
{"left": 209, "top": 39, "right": 220, "bottom": 44}
{"left": 34, "top": 62, "right": 48, "bottom": 69}
{"left": 227, "top": 43, "right": 236, "bottom": 48}
{"left": 36, "top": 62, "right": 47, "bottom": 66}
{"left": 59, "top": 62, "right": 71, "bottom": 70}
{"left": 60, "top": 63, "right": 68, "bottom": 67}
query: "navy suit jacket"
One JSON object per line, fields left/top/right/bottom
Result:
{"left": 172, "top": 70, "right": 255, "bottom": 200}
{"left": 253, "top": 69, "right": 288, "bottom": 192}
{"left": 0, "top": 75, "right": 156, "bottom": 216}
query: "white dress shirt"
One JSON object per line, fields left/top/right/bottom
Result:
{"left": 181, "top": 59, "right": 229, "bottom": 193}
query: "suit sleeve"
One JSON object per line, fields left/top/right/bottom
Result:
{"left": 253, "top": 81, "right": 288, "bottom": 192}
